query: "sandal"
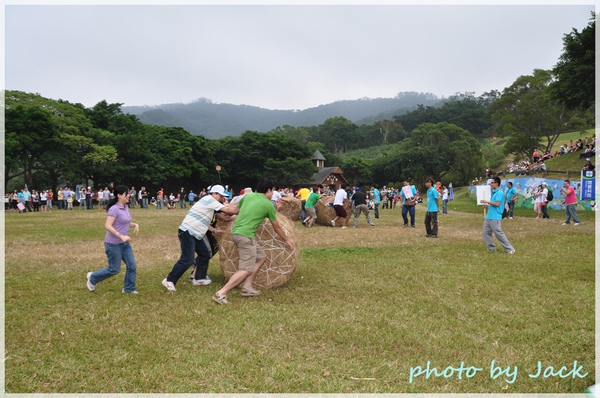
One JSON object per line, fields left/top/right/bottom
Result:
{"left": 212, "top": 293, "right": 230, "bottom": 305}
{"left": 240, "top": 286, "right": 261, "bottom": 297}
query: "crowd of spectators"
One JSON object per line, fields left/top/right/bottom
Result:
{"left": 485, "top": 135, "right": 596, "bottom": 181}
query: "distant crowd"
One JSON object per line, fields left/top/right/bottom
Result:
{"left": 472, "top": 135, "right": 595, "bottom": 184}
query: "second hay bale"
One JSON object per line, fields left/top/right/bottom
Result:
{"left": 315, "top": 196, "right": 352, "bottom": 226}
{"left": 278, "top": 196, "right": 302, "bottom": 221}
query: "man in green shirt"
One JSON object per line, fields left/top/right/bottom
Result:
{"left": 213, "top": 178, "right": 295, "bottom": 305}
{"left": 302, "top": 186, "right": 321, "bottom": 228}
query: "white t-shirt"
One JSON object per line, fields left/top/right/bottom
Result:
{"left": 334, "top": 188, "right": 346, "bottom": 206}
{"left": 272, "top": 190, "right": 282, "bottom": 201}
{"left": 442, "top": 188, "right": 449, "bottom": 200}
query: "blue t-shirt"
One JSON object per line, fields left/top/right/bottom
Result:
{"left": 505, "top": 187, "right": 517, "bottom": 203}
{"left": 373, "top": 188, "right": 381, "bottom": 204}
{"left": 486, "top": 189, "right": 505, "bottom": 220}
{"left": 427, "top": 187, "right": 439, "bottom": 212}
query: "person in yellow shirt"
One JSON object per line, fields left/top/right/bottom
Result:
{"left": 57, "top": 188, "right": 64, "bottom": 210}
{"left": 296, "top": 186, "right": 311, "bottom": 221}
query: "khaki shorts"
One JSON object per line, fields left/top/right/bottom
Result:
{"left": 232, "top": 234, "right": 266, "bottom": 272}
{"left": 305, "top": 206, "right": 317, "bottom": 219}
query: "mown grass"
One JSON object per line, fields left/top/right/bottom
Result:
{"left": 3, "top": 196, "right": 595, "bottom": 393}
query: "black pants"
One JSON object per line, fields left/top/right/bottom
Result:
{"left": 425, "top": 211, "right": 438, "bottom": 236}
{"left": 541, "top": 203, "right": 550, "bottom": 219}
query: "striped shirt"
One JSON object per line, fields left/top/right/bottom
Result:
{"left": 179, "top": 195, "right": 224, "bottom": 239}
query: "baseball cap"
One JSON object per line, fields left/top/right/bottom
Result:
{"left": 209, "top": 184, "right": 227, "bottom": 196}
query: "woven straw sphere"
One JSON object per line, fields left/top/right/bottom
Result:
{"left": 216, "top": 214, "right": 299, "bottom": 289}
{"left": 278, "top": 196, "right": 302, "bottom": 221}
{"left": 315, "top": 196, "right": 352, "bottom": 226}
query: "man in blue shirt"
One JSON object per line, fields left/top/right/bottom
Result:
{"left": 424, "top": 178, "right": 440, "bottom": 238}
{"left": 505, "top": 181, "right": 517, "bottom": 219}
{"left": 21, "top": 187, "right": 33, "bottom": 212}
{"left": 480, "top": 177, "right": 515, "bottom": 254}
{"left": 371, "top": 185, "right": 381, "bottom": 219}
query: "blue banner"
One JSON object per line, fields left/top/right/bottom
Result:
{"left": 580, "top": 170, "right": 595, "bottom": 201}
{"left": 468, "top": 177, "right": 593, "bottom": 211}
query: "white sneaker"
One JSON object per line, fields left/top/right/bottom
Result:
{"left": 122, "top": 289, "right": 139, "bottom": 294}
{"left": 192, "top": 278, "right": 212, "bottom": 286}
{"left": 330, "top": 220, "right": 336, "bottom": 227}
{"left": 561, "top": 222, "right": 569, "bottom": 225}
{"left": 574, "top": 223, "right": 580, "bottom": 226}
{"left": 509, "top": 217, "right": 513, "bottom": 219}
{"left": 86, "top": 272, "right": 95, "bottom": 292}
{"left": 341, "top": 226, "right": 347, "bottom": 229}
{"left": 507, "top": 249, "right": 516, "bottom": 255}
{"left": 162, "top": 278, "right": 176, "bottom": 291}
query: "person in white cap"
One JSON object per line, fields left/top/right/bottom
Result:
{"left": 540, "top": 182, "right": 550, "bottom": 220}
{"left": 162, "top": 184, "right": 238, "bottom": 292}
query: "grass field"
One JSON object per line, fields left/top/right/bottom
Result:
{"left": 3, "top": 193, "right": 596, "bottom": 393}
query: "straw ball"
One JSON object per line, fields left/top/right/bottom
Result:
{"left": 315, "top": 196, "right": 352, "bottom": 227}
{"left": 278, "top": 196, "right": 302, "bottom": 221}
{"left": 216, "top": 214, "right": 299, "bottom": 289}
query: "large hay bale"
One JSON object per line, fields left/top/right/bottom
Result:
{"left": 216, "top": 214, "right": 299, "bottom": 289}
{"left": 315, "top": 196, "right": 352, "bottom": 226}
{"left": 278, "top": 196, "right": 302, "bottom": 221}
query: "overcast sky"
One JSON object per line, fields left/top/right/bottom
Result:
{"left": 3, "top": 1, "right": 595, "bottom": 110}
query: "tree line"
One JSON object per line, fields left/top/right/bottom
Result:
{"left": 5, "top": 15, "right": 594, "bottom": 194}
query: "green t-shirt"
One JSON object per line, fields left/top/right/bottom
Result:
{"left": 305, "top": 192, "right": 320, "bottom": 208}
{"left": 232, "top": 193, "right": 278, "bottom": 239}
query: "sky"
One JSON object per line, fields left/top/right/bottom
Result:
{"left": 3, "top": 1, "right": 595, "bottom": 111}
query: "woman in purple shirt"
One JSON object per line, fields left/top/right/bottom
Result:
{"left": 86, "top": 185, "right": 140, "bottom": 294}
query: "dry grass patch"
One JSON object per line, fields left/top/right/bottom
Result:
{"left": 4, "top": 204, "right": 595, "bottom": 393}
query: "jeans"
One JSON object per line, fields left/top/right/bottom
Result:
{"left": 565, "top": 204, "right": 580, "bottom": 224}
{"left": 142, "top": 198, "right": 148, "bottom": 209}
{"left": 508, "top": 201, "right": 515, "bottom": 218}
{"left": 443, "top": 199, "right": 448, "bottom": 214}
{"left": 374, "top": 203, "right": 380, "bottom": 218}
{"left": 425, "top": 211, "right": 438, "bottom": 236}
{"left": 86, "top": 197, "right": 93, "bottom": 209}
{"left": 483, "top": 219, "right": 514, "bottom": 252}
{"left": 179, "top": 198, "right": 186, "bottom": 209}
{"left": 156, "top": 199, "right": 162, "bottom": 210}
{"left": 167, "top": 229, "right": 211, "bottom": 284}
{"left": 300, "top": 200, "right": 306, "bottom": 220}
{"left": 541, "top": 203, "right": 550, "bottom": 219}
{"left": 90, "top": 242, "right": 137, "bottom": 291}
{"left": 402, "top": 204, "right": 415, "bottom": 226}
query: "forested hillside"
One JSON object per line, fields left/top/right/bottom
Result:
{"left": 122, "top": 92, "right": 443, "bottom": 138}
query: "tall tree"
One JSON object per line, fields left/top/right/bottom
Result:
{"left": 214, "top": 131, "right": 314, "bottom": 189}
{"left": 317, "top": 116, "right": 358, "bottom": 154}
{"left": 550, "top": 14, "right": 595, "bottom": 110}
{"left": 490, "top": 69, "right": 589, "bottom": 161}
{"left": 341, "top": 155, "right": 372, "bottom": 186}
{"left": 371, "top": 122, "right": 482, "bottom": 186}
{"left": 5, "top": 104, "right": 56, "bottom": 188}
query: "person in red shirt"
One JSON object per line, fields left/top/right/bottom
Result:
{"left": 560, "top": 180, "right": 581, "bottom": 226}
